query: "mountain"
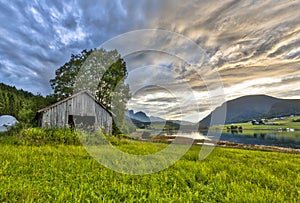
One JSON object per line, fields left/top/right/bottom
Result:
{"left": 266, "top": 99, "right": 300, "bottom": 117}
{"left": 125, "top": 110, "right": 196, "bottom": 130}
{"left": 149, "top": 116, "right": 165, "bottom": 122}
{"left": 168, "top": 120, "right": 196, "bottom": 126}
{"left": 126, "top": 110, "right": 151, "bottom": 123}
{"left": 125, "top": 110, "right": 150, "bottom": 129}
{"left": 199, "top": 95, "right": 300, "bottom": 126}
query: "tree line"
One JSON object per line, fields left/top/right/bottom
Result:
{"left": 0, "top": 83, "right": 52, "bottom": 124}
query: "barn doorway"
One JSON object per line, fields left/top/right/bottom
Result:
{"left": 68, "top": 115, "right": 95, "bottom": 129}
{"left": 68, "top": 115, "right": 75, "bottom": 129}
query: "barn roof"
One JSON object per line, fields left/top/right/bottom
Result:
{"left": 37, "top": 91, "right": 114, "bottom": 116}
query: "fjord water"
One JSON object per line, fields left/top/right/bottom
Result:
{"left": 170, "top": 130, "right": 300, "bottom": 149}
{"left": 208, "top": 130, "right": 300, "bottom": 149}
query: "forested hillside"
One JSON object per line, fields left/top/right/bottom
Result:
{"left": 0, "top": 83, "right": 52, "bottom": 124}
{"left": 200, "top": 95, "right": 300, "bottom": 126}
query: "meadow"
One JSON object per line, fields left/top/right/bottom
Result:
{"left": 0, "top": 128, "right": 300, "bottom": 202}
{"left": 220, "top": 116, "right": 300, "bottom": 131}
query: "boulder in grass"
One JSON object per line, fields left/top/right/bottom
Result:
{"left": 0, "top": 115, "right": 18, "bottom": 132}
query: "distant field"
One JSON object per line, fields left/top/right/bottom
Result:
{"left": 0, "top": 136, "right": 299, "bottom": 202}
{"left": 212, "top": 116, "right": 300, "bottom": 131}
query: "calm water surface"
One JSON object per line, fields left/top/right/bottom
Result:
{"left": 205, "top": 130, "right": 300, "bottom": 149}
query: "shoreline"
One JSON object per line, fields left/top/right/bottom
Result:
{"left": 151, "top": 135, "right": 300, "bottom": 154}
{"left": 214, "top": 140, "right": 300, "bottom": 154}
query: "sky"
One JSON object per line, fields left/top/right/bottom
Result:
{"left": 0, "top": 0, "right": 300, "bottom": 122}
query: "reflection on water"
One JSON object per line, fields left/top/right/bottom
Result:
{"left": 149, "top": 129, "right": 300, "bottom": 149}
{"left": 214, "top": 131, "right": 300, "bottom": 149}
{"left": 167, "top": 131, "right": 300, "bottom": 149}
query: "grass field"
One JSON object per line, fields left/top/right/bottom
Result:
{"left": 221, "top": 116, "right": 300, "bottom": 130}
{"left": 0, "top": 132, "right": 300, "bottom": 202}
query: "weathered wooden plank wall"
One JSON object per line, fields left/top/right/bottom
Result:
{"left": 38, "top": 92, "right": 112, "bottom": 134}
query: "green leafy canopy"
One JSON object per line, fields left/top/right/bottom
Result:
{"left": 50, "top": 48, "right": 131, "bottom": 135}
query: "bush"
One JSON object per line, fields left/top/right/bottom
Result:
{"left": 1, "top": 126, "right": 122, "bottom": 146}
{"left": 16, "top": 128, "right": 82, "bottom": 146}
{"left": 77, "top": 130, "right": 110, "bottom": 145}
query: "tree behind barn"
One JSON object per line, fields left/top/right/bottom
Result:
{"left": 50, "top": 49, "right": 93, "bottom": 101}
{"left": 50, "top": 49, "right": 130, "bottom": 135}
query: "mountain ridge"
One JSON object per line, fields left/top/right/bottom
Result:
{"left": 199, "top": 94, "right": 300, "bottom": 126}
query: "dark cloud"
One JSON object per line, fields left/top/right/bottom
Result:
{"left": 0, "top": 0, "right": 160, "bottom": 94}
{"left": 1, "top": 0, "right": 300, "bottom": 121}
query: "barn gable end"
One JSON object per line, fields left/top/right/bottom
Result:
{"left": 36, "top": 91, "right": 113, "bottom": 135}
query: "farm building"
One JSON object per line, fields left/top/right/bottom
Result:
{"left": 36, "top": 91, "right": 113, "bottom": 134}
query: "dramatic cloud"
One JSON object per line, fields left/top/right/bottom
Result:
{"left": 141, "top": 0, "right": 300, "bottom": 121}
{"left": 0, "top": 0, "right": 161, "bottom": 94}
{"left": 0, "top": 0, "right": 299, "bottom": 121}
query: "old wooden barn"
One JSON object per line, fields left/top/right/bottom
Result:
{"left": 36, "top": 91, "right": 113, "bottom": 134}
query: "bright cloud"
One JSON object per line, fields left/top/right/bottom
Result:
{"left": 0, "top": 0, "right": 299, "bottom": 122}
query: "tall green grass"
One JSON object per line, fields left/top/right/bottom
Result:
{"left": 16, "top": 128, "right": 81, "bottom": 145}
{"left": 0, "top": 127, "right": 112, "bottom": 146}
{"left": 0, "top": 138, "right": 299, "bottom": 202}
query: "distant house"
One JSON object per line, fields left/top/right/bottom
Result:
{"left": 264, "top": 122, "right": 277, "bottom": 125}
{"left": 251, "top": 119, "right": 263, "bottom": 125}
{"left": 36, "top": 91, "right": 113, "bottom": 134}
